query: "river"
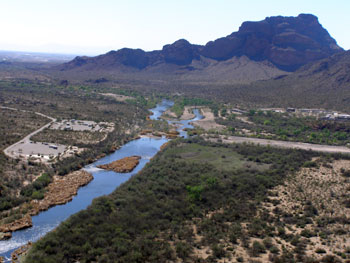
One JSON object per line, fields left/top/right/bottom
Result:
{"left": 0, "top": 100, "right": 203, "bottom": 260}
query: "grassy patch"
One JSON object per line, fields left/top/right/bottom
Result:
{"left": 165, "top": 143, "right": 269, "bottom": 171}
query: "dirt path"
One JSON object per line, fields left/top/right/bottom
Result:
{"left": 1, "top": 106, "right": 56, "bottom": 159}
{"left": 208, "top": 135, "right": 350, "bottom": 154}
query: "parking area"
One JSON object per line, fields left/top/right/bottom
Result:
{"left": 8, "top": 141, "right": 66, "bottom": 161}
{"left": 50, "top": 120, "right": 101, "bottom": 132}
{"left": 49, "top": 119, "right": 114, "bottom": 132}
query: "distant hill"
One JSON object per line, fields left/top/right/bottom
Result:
{"left": 0, "top": 50, "right": 75, "bottom": 63}
{"left": 57, "top": 14, "right": 342, "bottom": 84}
{"left": 228, "top": 50, "right": 350, "bottom": 112}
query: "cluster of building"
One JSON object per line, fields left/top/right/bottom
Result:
{"left": 322, "top": 113, "right": 350, "bottom": 121}
{"left": 261, "top": 107, "right": 350, "bottom": 121}
{"left": 50, "top": 119, "right": 114, "bottom": 133}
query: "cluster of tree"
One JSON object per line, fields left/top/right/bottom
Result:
{"left": 25, "top": 138, "right": 318, "bottom": 263}
{"left": 20, "top": 173, "right": 52, "bottom": 200}
{"left": 170, "top": 97, "right": 216, "bottom": 117}
{"left": 218, "top": 111, "right": 350, "bottom": 145}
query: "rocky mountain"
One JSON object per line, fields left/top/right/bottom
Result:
{"left": 293, "top": 50, "right": 350, "bottom": 87}
{"left": 234, "top": 50, "right": 350, "bottom": 111}
{"left": 58, "top": 14, "right": 343, "bottom": 80}
{"left": 201, "top": 14, "right": 342, "bottom": 71}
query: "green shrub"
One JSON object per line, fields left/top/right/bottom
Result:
{"left": 251, "top": 241, "right": 266, "bottom": 256}
{"left": 32, "top": 191, "right": 44, "bottom": 200}
{"left": 316, "top": 248, "right": 326, "bottom": 254}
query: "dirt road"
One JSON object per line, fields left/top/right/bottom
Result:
{"left": 1, "top": 106, "right": 56, "bottom": 159}
{"left": 208, "top": 135, "right": 350, "bottom": 154}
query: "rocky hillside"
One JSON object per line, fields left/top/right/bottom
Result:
{"left": 233, "top": 50, "right": 350, "bottom": 111}
{"left": 201, "top": 13, "right": 342, "bottom": 71}
{"left": 293, "top": 50, "right": 350, "bottom": 88}
{"left": 59, "top": 14, "right": 342, "bottom": 77}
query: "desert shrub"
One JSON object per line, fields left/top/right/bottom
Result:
{"left": 250, "top": 241, "right": 266, "bottom": 256}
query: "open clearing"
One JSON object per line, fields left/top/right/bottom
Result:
{"left": 99, "top": 93, "right": 133, "bottom": 102}
{"left": 9, "top": 141, "right": 66, "bottom": 161}
{"left": 164, "top": 143, "right": 270, "bottom": 171}
{"left": 49, "top": 119, "right": 114, "bottom": 132}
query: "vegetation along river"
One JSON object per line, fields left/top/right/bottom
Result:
{"left": 0, "top": 100, "right": 203, "bottom": 260}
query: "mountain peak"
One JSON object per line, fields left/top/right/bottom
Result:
{"left": 297, "top": 13, "right": 318, "bottom": 20}
{"left": 202, "top": 13, "right": 342, "bottom": 70}
{"left": 164, "top": 39, "right": 191, "bottom": 48}
{"left": 60, "top": 14, "right": 343, "bottom": 73}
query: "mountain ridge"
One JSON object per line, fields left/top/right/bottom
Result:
{"left": 59, "top": 14, "right": 343, "bottom": 74}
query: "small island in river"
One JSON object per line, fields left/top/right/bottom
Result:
{"left": 97, "top": 156, "right": 141, "bottom": 173}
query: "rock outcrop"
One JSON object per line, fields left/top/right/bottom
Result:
{"left": 0, "top": 231, "right": 12, "bottom": 240}
{"left": 97, "top": 156, "right": 141, "bottom": 173}
{"left": 11, "top": 242, "right": 32, "bottom": 262}
{"left": 59, "top": 14, "right": 342, "bottom": 72}
{"left": 202, "top": 14, "right": 342, "bottom": 70}
{"left": 0, "top": 214, "right": 32, "bottom": 234}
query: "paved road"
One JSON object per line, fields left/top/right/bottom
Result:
{"left": 209, "top": 135, "right": 350, "bottom": 154}
{"left": 1, "top": 106, "right": 56, "bottom": 159}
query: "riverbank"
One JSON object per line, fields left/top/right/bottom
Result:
{"left": 0, "top": 170, "right": 93, "bottom": 240}
{"left": 0, "top": 99, "right": 200, "bottom": 259}
{"left": 139, "top": 130, "right": 180, "bottom": 139}
{"left": 192, "top": 108, "right": 225, "bottom": 131}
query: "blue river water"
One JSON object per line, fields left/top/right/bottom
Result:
{"left": 0, "top": 100, "right": 203, "bottom": 260}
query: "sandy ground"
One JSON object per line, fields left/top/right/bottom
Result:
{"left": 193, "top": 108, "right": 225, "bottom": 131}
{"left": 236, "top": 116, "right": 254, "bottom": 124}
{"left": 258, "top": 159, "right": 350, "bottom": 260}
{"left": 180, "top": 106, "right": 196, "bottom": 120}
{"left": 208, "top": 135, "right": 350, "bottom": 154}
{"left": 9, "top": 141, "right": 66, "bottom": 158}
{"left": 100, "top": 93, "right": 132, "bottom": 102}
{"left": 163, "top": 109, "right": 177, "bottom": 118}
{"left": 191, "top": 159, "right": 350, "bottom": 262}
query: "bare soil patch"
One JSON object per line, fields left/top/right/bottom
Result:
{"left": 193, "top": 108, "right": 225, "bottom": 131}
{"left": 100, "top": 93, "right": 132, "bottom": 102}
{"left": 180, "top": 106, "right": 196, "bottom": 120}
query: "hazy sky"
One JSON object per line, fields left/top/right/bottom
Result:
{"left": 1, "top": 0, "right": 349, "bottom": 55}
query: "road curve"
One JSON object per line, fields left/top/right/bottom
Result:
{"left": 1, "top": 106, "right": 56, "bottom": 159}
{"left": 209, "top": 135, "right": 350, "bottom": 154}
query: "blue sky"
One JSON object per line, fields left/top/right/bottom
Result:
{"left": 1, "top": 0, "right": 349, "bottom": 55}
